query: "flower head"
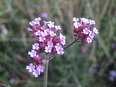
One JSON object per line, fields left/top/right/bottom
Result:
{"left": 72, "top": 17, "right": 98, "bottom": 44}
{"left": 26, "top": 63, "right": 44, "bottom": 77}
{"left": 26, "top": 17, "right": 66, "bottom": 77}
{"left": 27, "top": 17, "right": 65, "bottom": 55}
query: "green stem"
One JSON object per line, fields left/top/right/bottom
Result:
{"left": 44, "top": 54, "right": 49, "bottom": 87}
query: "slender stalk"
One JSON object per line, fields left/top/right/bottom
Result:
{"left": 44, "top": 54, "right": 49, "bottom": 87}
{"left": 43, "top": 38, "right": 79, "bottom": 87}
{"left": 63, "top": 39, "right": 79, "bottom": 50}
{"left": 48, "top": 38, "right": 80, "bottom": 60}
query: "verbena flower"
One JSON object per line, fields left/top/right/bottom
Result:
{"left": 26, "top": 16, "right": 98, "bottom": 77}
{"left": 59, "top": 33, "right": 66, "bottom": 45}
{"left": 47, "top": 41, "right": 53, "bottom": 47}
{"left": 0, "top": 24, "right": 8, "bottom": 39}
{"left": 0, "top": 24, "right": 6, "bottom": 30}
{"left": 28, "top": 50, "right": 38, "bottom": 58}
{"left": 85, "top": 3, "right": 90, "bottom": 8}
{"left": 73, "top": 17, "right": 99, "bottom": 44}
{"left": 109, "top": 70, "right": 116, "bottom": 82}
{"left": 41, "top": 12, "right": 48, "bottom": 18}
{"left": 45, "top": 46, "right": 52, "bottom": 53}
{"left": 26, "top": 17, "right": 66, "bottom": 77}
{"left": 88, "top": 67, "right": 93, "bottom": 73}
{"left": 26, "top": 63, "right": 35, "bottom": 72}
{"left": 32, "top": 65, "right": 45, "bottom": 77}
{"left": 55, "top": 25, "right": 61, "bottom": 31}
{"left": 111, "top": 43, "right": 116, "bottom": 48}
{"left": 32, "top": 43, "right": 39, "bottom": 50}
{"left": 55, "top": 43, "right": 64, "bottom": 55}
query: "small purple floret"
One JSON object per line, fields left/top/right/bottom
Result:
{"left": 48, "top": 21, "right": 54, "bottom": 28}
{"left": 45, "top": 46, "right": 52, "bottom": 53}
{"left": 32, "top": 43, "right": 39, "bottom": 50}
{"left": 28, "top": 50, "right": 37, "bottom": 58}
{"left": 41, "top": 12, "right": 48, "bottom": 18}
{"left": 59, "top": 33, "right": 66, "bottom": 45}
{"left": 26, "top": 63, "right": 35, "bottom": 72}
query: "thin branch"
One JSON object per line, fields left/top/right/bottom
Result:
{"left": 48, "top": 38, "right": 80, "bottom": 60}
{"left": 44, "top": 54, "right": 49, "bottom": 87}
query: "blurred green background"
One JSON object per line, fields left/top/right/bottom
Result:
{"left": 0, "top": 0, "right": 116, "bottom": 87}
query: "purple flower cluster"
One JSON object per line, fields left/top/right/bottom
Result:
{"left": 26, "top": 63, "right": 44, "bottom": 77}
{"left": 26, "top": 17, "right": 66, "bottom": 77}
{"left": 73, "top": 17, "right": 99, "bottom": 44}
{"left": 109, "top": 70, "right": 116, "bottom": 82}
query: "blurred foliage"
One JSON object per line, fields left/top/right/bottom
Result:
{"left": 0, "top": 0, "right": 116, "bottom": 87}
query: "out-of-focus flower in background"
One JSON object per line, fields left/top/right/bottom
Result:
{"left": 111, "top": 43, "right": 116, "bottom": 48}
{"left": 85, "top": 3, "right": 90, "bottom": 8}
{"left": 40, "top": 12, "right": 48, "bottom": 18}
{"left": 0, "top": 24, "right": 8, "bottom": 40}
{"left": 9, "top": 78, "right": 19, "bottom": 85}
{"left": 109, "top": 70, "right": 116, "bottom": 82}
{"left": 88, "top": 66, "right": 93, "bottom": 73}
{"left": 0, "top": 24, "right": 6, "bottom": 30}
{"left": 81, "top": 46, "right": 88, "bottom": 53}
